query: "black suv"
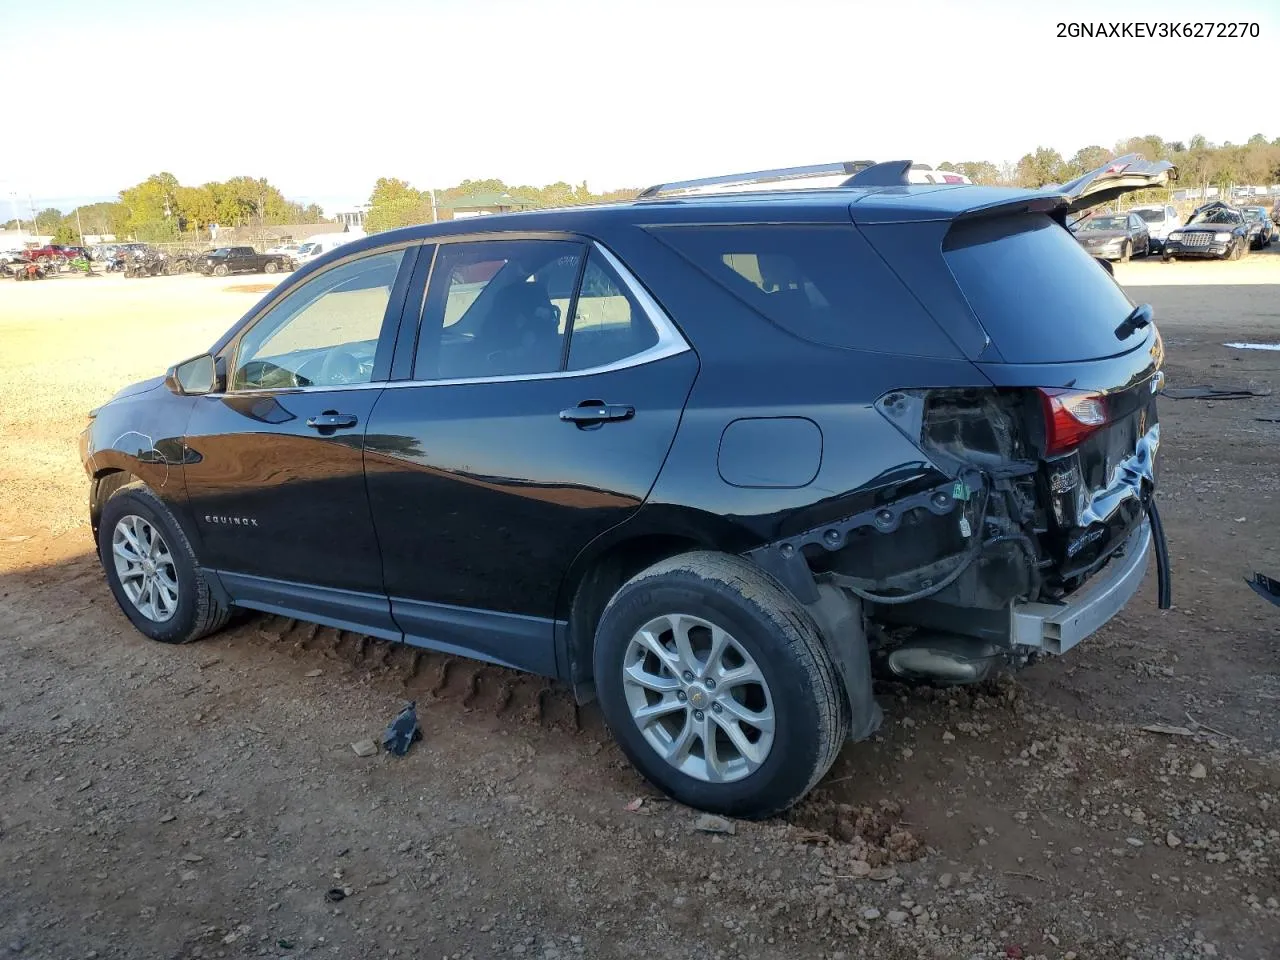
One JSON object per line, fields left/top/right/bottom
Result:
{"left": 81, "top": 156, "right": 1174, "bottom": 818}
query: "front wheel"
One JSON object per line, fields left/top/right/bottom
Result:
{"left": 1229, "top": 240, "right": 1244, "bottom": 261}
{"left": 1119, "top": 241, "right": 1131, "bottom": 264}
{"left": 98, "top": 483, "right": 231, "bottom": 644}
{"left": 213, "top": 264, "right": 229, "bottom": 277}
{"left": 264, "top": 260, "right": 279, "bottom": 274}
{"left": 592, "top": 552, "right": 848, "bottom": 819}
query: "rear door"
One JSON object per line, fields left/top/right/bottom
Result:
{"left": 363, "top": 235, "right": 697, "bottom": 675}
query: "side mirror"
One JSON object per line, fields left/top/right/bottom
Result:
{"left": 165, "top": 353, "right": 223, "bottom": 395}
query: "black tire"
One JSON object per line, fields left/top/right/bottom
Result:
{"left": 1119, "top": 241, "right": 1131, "bottom": 264}
{"left": 1229, "top": 239, "right": 1243, "bottom": 261}
{"left": 213, "top": 264, "right": 229, "bottom": 277}
{"left": 98, "top": 482, "right": 231, "bottom": 644}
{"left": 1163, "top": 253, "right": 1175, "bottom": 262}
{"left": 592, "top": 551, "right": 848, "bottom": 819}
{"left": 264, "top": 261, "right": 278, "bottom": 274}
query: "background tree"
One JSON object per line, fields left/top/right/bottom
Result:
{"left": 954, "top": 160, "right": 1000, "bottom": 184}
{"left": 119, "top": 172, "right": 180, "bottom": 240}
{"left": 1014, "top": 147, "right": 1067, "bottom": 187}
{"left": 33, "top": 208, "right": 63, "bottom": 234}
{"left": 365, "top": 177, "right": 432, "bottom": 233}
{"left": 1067, "top": 145, "right": 1113, "bottom": 177}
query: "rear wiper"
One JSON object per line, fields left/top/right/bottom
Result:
{"left": 1114, "top": 303, "right": 1152, "bottom": 340}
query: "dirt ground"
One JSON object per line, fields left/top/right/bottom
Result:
{"left": 1, "top": 254, "right": 1278, "bottom": 960}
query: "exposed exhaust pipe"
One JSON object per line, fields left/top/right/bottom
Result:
{"left": 886, "top": 635, "right": 1004, "bottom": 686}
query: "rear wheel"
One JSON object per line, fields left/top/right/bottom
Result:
{"left": 98, "top": 483, "right": 231, "bottom": 644}
{"left": 592, "top": 551, "right": 847, "bottom": 819}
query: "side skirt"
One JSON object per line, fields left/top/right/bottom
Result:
{"left": 391, "top": 597, "right": 562, "bottom": 679}
{"left": 212, "top": 570, "right": 562, "bottom": 678}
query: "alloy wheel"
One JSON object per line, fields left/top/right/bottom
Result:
{"left": 622, "top": 613, "right": 775, "bottom": 783}
{"left": 111, "top": 514, "right": 179, "bottom": 622}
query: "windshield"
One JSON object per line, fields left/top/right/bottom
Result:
{"left": 211, "top": 248, "right": 230, "bottom": 256}
{"left": 1081, "top": 215, "right": 1128, "bottom": 231}
{"left": 1189, "top": 207, "right": 1242, "bottom": 226}
{"left": 1133, "top": 209, "right": 1165, "bottom": 224}
{"left": 1242, "top": 209, "right": 1261, "bottom": 222}
{"left": 296, "top": 243, "right": 315, "bottom": 255}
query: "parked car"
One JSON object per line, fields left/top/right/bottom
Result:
{"left": 80, "top": 154, "right": 1174, "bottom": 818}
{"left": 1163, "top": 201, "right": 1251, "bottom": 261}
{"left": 1130, "top": 204, "right": 1181, "bottom": 253}
{"left": 201, "top": 246, "right": 291, "bottom": 277}
{"left": 23, "top": 244, "right": 73, "bottom": 265}
{"left": 290, "top": 232, "right": 363, "bottom": 270}
{"left": 1070, "top": 211, "right": 1150, "bottom": 261}
{"left": 1241, "top": 207, "right": 1275, "bottom": 248}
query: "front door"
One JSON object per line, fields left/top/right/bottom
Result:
{"left": 184, "top": 245, "right": 416, "bottom": 636}
{"left": 364, "top": 238, "right": 698, "bottom": 675}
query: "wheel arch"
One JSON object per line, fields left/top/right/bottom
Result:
{"left": 89, "top": 468, "right": 137, "bottom": 540}
{"left": 555, "top": 506, "right": 768, "bottom": 697}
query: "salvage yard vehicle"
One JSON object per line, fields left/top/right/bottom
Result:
{"left": 1242, "top": 206, "right": 1274, "bottom": 249}
{"left": 1163, "top": 201, "right": 1252, "bottom": 261}
{"left": 80, "top": 154, "right": 1174, "bottom": 818}
{"left": 1070, "top": 210, "right": 1150, "bottom": 261}
{"left": 201, "top": 246, "right": 291, "bottom": 277}
{"left": 1130, "top": 204, "right": 1182, "bottom": 253}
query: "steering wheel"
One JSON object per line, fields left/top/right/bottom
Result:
{"left": 319, "top": 348, "right": 362, "bottom": 386}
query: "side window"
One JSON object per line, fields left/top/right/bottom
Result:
{"left": 232, "top": 248, "right": 405, "bottom": 391}
{"left": 414, "top": 239, "right": 584, "bottom": 381}
{"left": 566, "top": 251, "right": 658, "bottom": 371}
{"left": 651, "top": 223, "right": 958, "bottom": 357}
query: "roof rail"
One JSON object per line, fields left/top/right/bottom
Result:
{"left": 637, "top": 161, "right": 877, "bottom": 199}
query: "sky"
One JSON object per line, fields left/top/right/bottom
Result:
{"left": 1, "top": 0, "right": 1276, "bottom": 217}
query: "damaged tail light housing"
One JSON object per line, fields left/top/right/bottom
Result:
{"left": 1038, "top": 388, "right": 1108, "bottom": 456}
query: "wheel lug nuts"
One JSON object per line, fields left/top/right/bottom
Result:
{"left": 711, "top": 702, "right": 722, "bottom": 713}
{"left": 682, "top": 671, "right": 694, "bottom": 682}
{"left": 704, "top": 678, "right": 715, "bottom": 689}
{"left": 693, "top": 710, "right": 704, "bottom": 721}
{"left": 677, "top": 691, "right": 687, "bottom": 702}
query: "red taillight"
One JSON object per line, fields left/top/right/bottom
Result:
{"left": 1038, "top": 388, "right": 1108, "bottom": 456}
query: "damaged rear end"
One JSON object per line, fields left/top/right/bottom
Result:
{"left": 753, "top": 192, "right": 1171, "bottom": 687}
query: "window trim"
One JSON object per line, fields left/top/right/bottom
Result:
{"left": 395, "top": 239, "right": 689, "bottom": 389}
{"left": 213, "top": 241, "right": 419, "bottom": 397}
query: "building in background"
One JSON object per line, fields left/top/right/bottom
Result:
{"left": 333, "top": 204, "right": 370, "bottom": 230}
{"left": 442, "top": 193, "right": 535, "bottom": 219}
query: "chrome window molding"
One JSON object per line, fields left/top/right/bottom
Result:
{"left": 208, "top": 240, "right": 691, "bottom": 398}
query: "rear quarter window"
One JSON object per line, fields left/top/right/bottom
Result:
{"left": 647, "top": 224, "right": 961, "bottom": 358}
{"left": 943, "top": 214, "right": 1138, "bottom": 363}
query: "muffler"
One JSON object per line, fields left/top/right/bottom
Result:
{"left": 886, "top": 634, "right": 1004, "bottom": 686}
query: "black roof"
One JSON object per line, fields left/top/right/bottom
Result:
{"left": 355, "top": 184, "right": 1072, "bottom": 254}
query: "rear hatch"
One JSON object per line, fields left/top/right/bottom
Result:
{"left": 940, "top": 211, "right": 1162, "bottom": 590}
{"left": 857, "top": 156, "right": 1174, "bottom": 599}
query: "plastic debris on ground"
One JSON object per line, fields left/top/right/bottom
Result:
{"left": 382, "top": 701, "right": 423, "bottom": 756}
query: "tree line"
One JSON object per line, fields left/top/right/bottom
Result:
{"left": 364, "top": 133, "right": 1279, "bottom": 233}
{"left": 362, "top": 177, "right": 642, "bottom": 233}
{"left": 7, "top": 132, "right": 1277, "bottom": 243}
{"left": 3, "top": 173, "right": 326, "bottom": 244}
